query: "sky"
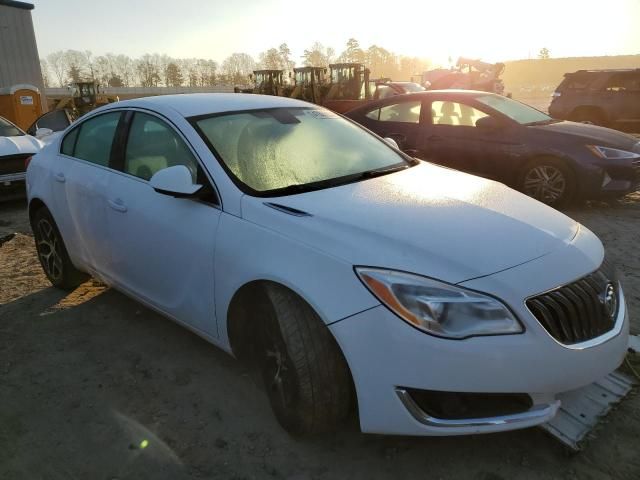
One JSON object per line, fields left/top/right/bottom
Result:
{"left": 31, "top": 0, "right": 640, "bottom": 66}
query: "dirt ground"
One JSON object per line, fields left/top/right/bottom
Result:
{"left": 1, "top": 195, "right": 640, "bottom": 480}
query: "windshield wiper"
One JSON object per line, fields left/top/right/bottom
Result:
{"left": 356, "top": 163, "right": 411, "bottom": 180}
{"left": 524, "top": 119, "right": 558, "bottom": 126}
{"left": 268, "top": 163, "right": 412, "bottom": 197}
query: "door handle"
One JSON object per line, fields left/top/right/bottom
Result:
{"left": 108, "top": 198, "right": 127, "bottom": 213}
{"left": 54, "top": 172, "right": 65, "bottom": 183}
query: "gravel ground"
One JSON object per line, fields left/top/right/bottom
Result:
{"left": 1, "top": 194, "right": 639, "bottom": 480}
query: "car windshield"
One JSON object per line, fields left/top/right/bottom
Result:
{"left": 193, "top": 107, "right": 412, "bottom": 195}
{"left": 475, "top": 94, "right": 553, "bottom": 125}
{"left": 0, "top": 117, "right": 25, "bottom": 137}
{"left": 402, "top": 83, "right": 426, "bottom": 93}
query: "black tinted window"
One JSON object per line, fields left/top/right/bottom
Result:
{"left": 73, "top": 112, "right": 121, "bottom": 167}
{"left": 32, "top": 110, "right": 72, "bottom": 134}
{"left": 61, "top": 128, "right": 79, "bottom": 156}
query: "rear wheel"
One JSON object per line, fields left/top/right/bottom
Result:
{"left": 259, "top": 285, "right": 352, "bottom": 435}
{"left": 32, "top": 208, "right": 88, "bottom": 290}
{"left": 518, "top": 158, "right": 576, "bottom": 208}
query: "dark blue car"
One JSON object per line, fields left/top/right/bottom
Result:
{"left": 345, "top": 90, "right": 640, "bottom": 207}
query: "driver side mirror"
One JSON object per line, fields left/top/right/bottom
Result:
{"left": 383, "top": 137, "right": 400, "bottom": 149}
{"left": 475, "top": 116, "right": 503, "bottom": 130}
{"left": 150, "top": 165, "right": 203, "bottom": 197}
{"left": 35, "top": 127, "right": 54, "bottom": 139}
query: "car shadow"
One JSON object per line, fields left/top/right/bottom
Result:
{"left": 3, "top": 283, "right": 639, "bottom": 480}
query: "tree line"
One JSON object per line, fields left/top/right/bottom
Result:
{"left": 40, "top": 39, "right": 431, "bottom": 88}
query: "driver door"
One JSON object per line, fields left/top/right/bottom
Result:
{"left": 104, "top": 110, "right": 222, "bottom": 337}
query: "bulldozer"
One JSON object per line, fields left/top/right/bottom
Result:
{"left": 415, "top": 57, "right": 506, "bottom": 95}
{"left": 47, "top": 81, "right": 118, "bottom": 117}
{"left": 235, "top": 70, "right": 289, "bottom": 96}
{"left": 322, "top": 63, "right": 371, "bottom": 113}
{"left": 289, "top": 67, "right": 327, "bottom": 103}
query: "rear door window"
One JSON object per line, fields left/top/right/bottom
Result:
{"left": 431, "top": 101, "right": 487, "bottom": 126}
{"left": 72, "top": 112, "right": 121, "bottom": 167}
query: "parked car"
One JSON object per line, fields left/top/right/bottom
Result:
{"left": 345, "top": 90, "right": 640, "bottom": 207}
{"left": 27, "top": 94, "right": 628, "bottom": 439}
{"left": 371, "top": 80, "right": 426, "bottom": 100}
{"left": 549, "top": 69, "right": 640, "bottom": 131}
{"left": 0, "top": 115, "right": 42, "bottom": 199}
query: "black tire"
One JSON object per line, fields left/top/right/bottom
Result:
{"left": 518, "top": 157, "right": 577, "bottom": 208}
{"left": 260, "top": 284, "right": 352, "bottom": 435}
{"left": 32, "top": 207, "right": 88, "bottom": 290}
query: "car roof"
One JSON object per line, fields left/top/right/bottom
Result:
{"left": 346, "top": 89, "right": 494, "bottom": 114}
{"left": 105, "top": 93, "right": 313, "bottom": 118}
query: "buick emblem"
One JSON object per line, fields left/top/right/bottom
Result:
{"left": 601, "top": 283, "right": 617, "bottom": 320}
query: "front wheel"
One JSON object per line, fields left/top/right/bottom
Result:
{"left": 32, "top": 208, "right": 88, "bottom": 290}
{"left": 518, "top": 159, "right": 576, "bottom": 208}
{"left": 260, "top": 285, "right": 352, "bottom": 435}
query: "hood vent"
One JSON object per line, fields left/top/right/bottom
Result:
{"left": 264, "top": 202, "right": 312, "bottom": 217}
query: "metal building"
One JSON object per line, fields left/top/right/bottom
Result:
{"left": 0, "top": 1, "right": 45, "bottom": 104}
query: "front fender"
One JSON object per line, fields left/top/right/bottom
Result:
{"left": 213, "top": 212, "right": 379, "bottom": 350}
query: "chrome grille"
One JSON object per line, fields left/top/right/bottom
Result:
{"left": 526, "top": 261, "right": 618, "bottom": 345}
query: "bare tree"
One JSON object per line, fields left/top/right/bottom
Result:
{"left": 538, "top": 47, "right": 551, "bottom": 60}
{"left": 222, "top": 53, "right": 256, "bottom": 84}
{"left": 302, "top": 42, "right": 334, "bottom": 67}
{"left": 136, "top": 54, "right": 161, "bottom": 87}
{"left": 39, "top": 58, "right": 51, "bottom": 88}
{"left": 47, "top": 51, "right": 67, "bottom": 86}
{"left": 64, "top": 50, "right": 89, "bottom": 82}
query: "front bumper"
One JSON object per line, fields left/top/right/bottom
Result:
{"left": 329, "top": 227, "right": 629, "bottom": 436}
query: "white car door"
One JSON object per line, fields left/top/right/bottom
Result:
{"left": 51, "top": 111, "right": 123, "bottom": 272}
{"left": 103, "top": 110, "right": 221, "bottom": 337}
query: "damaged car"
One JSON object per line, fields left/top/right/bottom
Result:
{"left": 26, "top": 94, "right": 629, "bottom": 441}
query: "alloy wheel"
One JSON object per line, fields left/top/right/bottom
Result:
{"left": 523, "top": 165, "right": 567, "bottom": 204}
{"left": 35, "top": 218, "right": 63, "bottom": 282}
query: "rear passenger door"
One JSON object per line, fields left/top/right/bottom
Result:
{"left": 418, "top": 98, "right": 518, "bottom": 181}
{"left": 104, "top": 110, "right": 222, "bottom": 337}
{"left": 361, "top": 99, "right": 424, "bottom": 154}
{"left": 602, "top": 72, "right": 640, "bottom": 125}
{"left": 54, "top": 111, "right": 123, "bottom": 272}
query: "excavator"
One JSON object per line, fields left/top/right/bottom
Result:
{"left": 414, "top": 57, "right": 506, "bottom": 95}
{"left": 235, "top": 70, "right": 289, "bottom": 96}
{"left": 289, "top": 67, "right": 326, "bottom": 103}
{"left": 47, "top": 81, "right": 118, "bottom": 117}
{"left": 322, "top": 63, "right": 371, "bottom": 113}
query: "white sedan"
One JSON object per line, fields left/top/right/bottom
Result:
{"left": 26, "top": 94, "right": 629, "bottom": 437}
{"left": 1, "top": 115, "right": 42, "bottom": 198}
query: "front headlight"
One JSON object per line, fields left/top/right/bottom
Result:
{"left": 586, "top": 145, "right": 640, "bottom": 160}
{"left": 355, "top": 268, "right": 523, "bottom": 339}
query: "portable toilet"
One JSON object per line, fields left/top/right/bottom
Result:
{"left": 0, "top": 84, "right": 43, "bottom": 131}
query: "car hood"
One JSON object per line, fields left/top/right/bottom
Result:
{"left": 0, "top": 135, "right": 41, "bottom": 157}
{"left": 531, "top": 121, "right": 640, "bottom": 151}
{"left": 241, "top": 162, "right": 580, "bottom": 283}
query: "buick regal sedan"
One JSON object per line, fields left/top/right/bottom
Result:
{"left": 27, "top": 94, "right": 629, "bottom": 437}
{"left": 345, "top": 90, "right": 640, "bottom": 207}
